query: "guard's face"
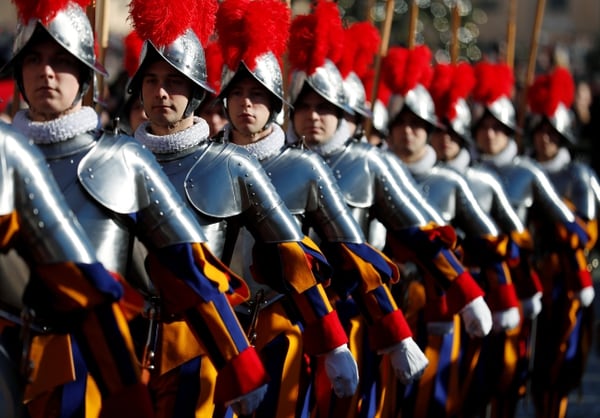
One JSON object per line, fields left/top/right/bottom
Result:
{"left": 226, "top": 77, "right": 272, "bottom": 144}
{"left": 292, "top": 90, "right": 339, "bottom": 146}
{"left": 532, "top": 121, "right": 561, "bottom": 162}
{"left": 430, "top": 127, "right": 462, "bottom": 162}
{"left": 197, "top": 100, "right": 227, "bottom": 138}
{"left": 475, "top": 115, "right": 510, "bottom": 156}
{"left": 142, "top": 60, "right": 194, "bottom": 134}
{"left": 388, "top": 110, "right": 429, "bottom": 162}
{"left": 21, "top": 39, "right": 82, "bottom": 121}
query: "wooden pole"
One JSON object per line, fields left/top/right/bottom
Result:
{"left": 450, "top": 1, "right": 460, "bottom": 64}
{"left": 516, "top": 0, "right": 546, "bottom": 152}
{"left": 506, "top": 0, "right": 517, "bottom": 69}
{"left": 94, "top": 0, "right": 110, "bottom": 114}
{"left": 364, "top": 0, "right": 395, "bottom": 137}
{"left": 407, "top": 0, "right": 419, "bottom": 49}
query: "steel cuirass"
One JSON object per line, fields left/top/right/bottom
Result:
{"left": 155, "top": 141, "right": 303, "bottom": 258}
{"left": 318, "top": 140, "right": 432, "bottom": 236}
{"left": 409, "top": 165, "right": 499, "bottom": 238}
{"left": 0, "top": 123, "right": 96, "bottom": 265}
{"left": 259, "top": 147, "right": 364, "bottom": 244}
{"left": 479, "top": 156, "right": 575, "bottom": 226}
{"left": 462, "top": 166, "right": 525, "bottom": 234}
{"left": 544, "top": 161, "right": 599, "bottom": 221}
{"left": 34, "top": 130, "right": 204, "bottom": 276}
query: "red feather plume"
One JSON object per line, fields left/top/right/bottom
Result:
{"left": 336, "top": 22, "right": 380, "bottom": 79}
{"left": 216, "top": 0, "right": 290, "bottom": 72}
{"left": 204, "top": 40, "right": 225, "bottom": 93}
{"left": 288, "top": 0, "right": 343, "bottom": 75}
{"left": 472, "top": 61, "right": 514, "bottom": 105}
{"left": 129, "top": 0, "right": 216, "bottom": 47}
{"left": 123, "top": 30, "right": 144, "bottom": 78}
{"left": 11, "top": 0, "right": 90, "bottom": 24}
{"left": 527, "top": 67, "right": 574, "bottom": 116}
{"left": 430, "top": 62, "right": 475, "bottom": 121}
{"left": 381, "top": 45, "right": 432, "bottom": 96}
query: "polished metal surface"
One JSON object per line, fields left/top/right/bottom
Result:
{"left": 288, "top": 59, "right": 354, "bottom": 115}
{"left": 261, "top": 146, "right": 365, "bottom": 244}
{"left": 1, "top": 2, "right": 106, "bottom": 77}
{"left": 388, "top": 84, "right": 438, "bottom": 128}
{"left": 343, "top": 72, "right": 373, "bottom": 119}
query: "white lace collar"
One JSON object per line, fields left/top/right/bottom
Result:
{"left": 307, "top": 119, "right": 351, "bottom": 157}
{"left": 479, "top": 139, "right": 518, "bottom": 167}
{"left": 440, "top": 147, "right": 471, "bottom": 174}
{"left": 537, "top": 146, "right": 571, "bottom": 173}
{"left": 12, "top": 107, "right": 100, "bottom": 144}
{"left": 404, "top": 144, "right": 438, "bottom": 176}
{"left": 134, "top": 117, "right": 210, "bottom": 154}
{"left": 227, "top": 124, "right": 286, "bottom": 161}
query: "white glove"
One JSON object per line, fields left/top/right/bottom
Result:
{"left": 492, "top": 306, "right": 521, "bottom": 332}
{"left": 460, "top": 296, "right": 492, "bottom": 338}
{"left": 380, "top": 337, "right": 429, "bottom": 384}
{"left": 576, "top": 286, "right": 595, "bottom": 308}
{"left": 225, "top": 384, "right": 268, "bottom": 416}
{"left": 520, "top": 292, "right": 543, "bottom": 319}
{"left": 323, "top": 344, "right": 359, "bottom": 398}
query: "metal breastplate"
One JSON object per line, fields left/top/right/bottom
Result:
{"left": 413, "top": 166, "right": 498, "bottom": 237}
{"left": 465, "top": 166, "right": 525, "bottom": 234}
{"left": 36, "top": 133, "right": 132, "bottom": 276}
{"left": 0, "top": 129, "right": 97, "bottom": 265}
{"left": 78, "top": 131, "right": 206, "bottom": 249}
{"left": 481, "top": 157, "right": 574, "bottom": 225}
{"left": 321, "top": 141, "right": 430, "bottom": 236}
{"left": 545, "top": 162, "right": 597, "bottom": 220}
{"left": 180, "top": 142, "right": 303, "bottom": 245}
{"left": 154, "top": 143, "right": 228, "bottom": 258}
{"left": 261, "top": 147, "right": 364, "bottom": 243}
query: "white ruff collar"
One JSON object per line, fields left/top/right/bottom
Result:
{"left": 404, "top": 145, "right": 437, "bottom": 176}
{"left": 308, "top": 119, "right": 351, "bottom": 157}
{"left": 537, "top": 147, "right": 571, "bottom": 173}
{"left": 230, "top": 124, "right": 286, "bottom": 161}
{"left": 12, "top": 107, "right": 99, "bottom": 144}
{"left": 479, "top": 139, "right": 518, "bottom": 167}
{"left": 441, "top": 147, "right": 471, "bottom": 174}
{"left": 135, "top": 117, "right": 209, "bottom": 154}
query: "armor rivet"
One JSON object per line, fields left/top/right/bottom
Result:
{"left": 178, "top": 163, "right": 182, "bottom": 167}
{"left": 28, "top": 193, "right": 34, "bottom": 200}
{"left": 146, "top": 176, "right": 150, "bottom": 180}
{"left": 155, "top": 200, "right": 160, "bottom": 205}
{"left": 88, "top": 168, "right": 92, "bottom": 172}
{"left": 384, "top": 187, "right": 388, "bottom": 191}
{"left": 89, "top": 174, "right": 94, "bottom": 179}
{"left": 70, "top": 159, "right": 74, "bottom": 164}
{"left": 38, "top": 221, "right": 44, "bottom": 228}
{"left": 24, "top": 177, "right": 30, "bottom": 184}
{"left": 150, "top": 187, "right": 155, "bottom": 192}
{"left": 33, "top": 208, "right": 39, "bottom": 215}
{"left": 159, "top": 211, "right": 164, "bottom": 216}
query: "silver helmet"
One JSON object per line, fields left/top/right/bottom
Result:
{"left": 127, "top": 29, "right": 213, "bottom": 117}
{"left": 343, "top": 72, "right": 373, "bottom": 119}
{"left": 219, "top": 51, "right": 288, "bottom": 115}
{"left": 530, "top": 102, "right": 577, "bottom": 145}
{"left": 472, "top": 95, "right": 517, "bottom": 134}
{"left": 448, "top": 97, "right": 473, "bottom": 145}
{"left": 289, "top": 59, "right": 354, "bottom": 116}
{"left": 388, "top": 84, "right": 438, "bottom": 129}
{"left": 371, "top": 98, "right": 389, "bottom": 137}
{"left": 1, "top": 2, "right": 106, "bottom": 102}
